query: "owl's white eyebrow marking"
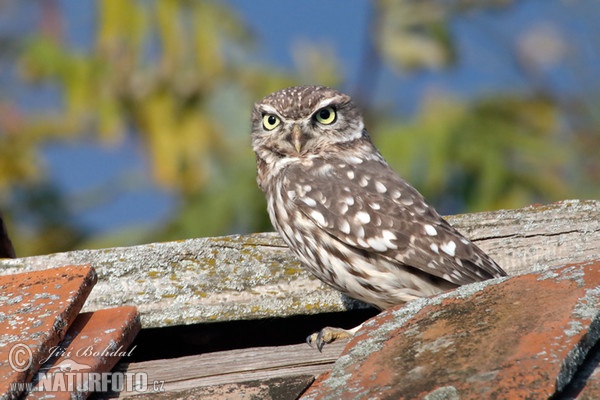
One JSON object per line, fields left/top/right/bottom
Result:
{"left": 424, "top": 224, "right": 437, "bottom": 236}
{"left": 315, "top": 95, "right": 343, "bottom": 110}
{"left": 260, "top": 104, "right": 281, "bottom": 116}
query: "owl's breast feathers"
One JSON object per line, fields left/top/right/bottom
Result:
{"left": 274, "top": 156, "right": 506, "bottom": 285}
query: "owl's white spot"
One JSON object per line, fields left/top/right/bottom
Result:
{"left": 303, "top": 184, "right": 312, "bottom": 192}
{"left": 338, "top": 163, "right": 347, "bottom": 168}
{"left": 375, "top": 181, "right": 387, "bottom": 193}
{"left": 314, "top": 191, "right": 325, "bottom": 202}
{"left": 287, "top": 190, "right": 296, "bottom": 200}
{"left": 357, "top": 238, "right": 369, "bottom": 247}
{"left": 430, "top": 243, "right": 439, "bottom": 254}
{"left": 294, "top": 232, "right": 304, "bottom": 243}
{"left": 339, "top": 202, "right": 349, "bottom": 214}
{"left": 381, "top": 230, "right": 398, "bottom": 249}
{"left": 424, "top": 224, "right": 437, "bottom": 236}
{"left": 451, "top": 271, "right": 464, "bottom": 280}
{"left": 460, "top": 238, "right": 470, "bottom": 245}
{"left": 301, "top": 197, "right": 317, "bottom": 207}
{"left": 392, "top": 190, "right": 402, "bottom": 199}
{"left": 317, "top": 163, "right": 334, "bottom": 176}
{"left": 283, "top": 224, "right": 294, "bottom": 240}
{"left": 356, "top": 211, "right": 371, "bottom": 224}
{"left": 356, "top": 226, "right": 365, "bottom": 238}
{"left": 373, "top": 215, "right": 382, "bottom": 227}
{"left": 367, "top": 238, "right": 388, "bottom": 252}
{"left": 310, "top": 210, "right": 326, "bottom": 226}
{"left": 359, "top": 176, "right": 369, "bottom": 187}
{"left": 339, "top": 219, "right": 351, "bottom": 234}
{"left": 345, "top": 236, "right": 357, "bottom": 246}
{"left": 369, "top": 202, "right": 381, "bottom": 210}
{"left": 402, "top": 197, "right": 414, "bottom": 206}
{"left": 344, "top": 197, "right": 355, "bottom": 206}
{"left": 346, "top": 170, "right": 355, "bottom": 179}
{"left": 382, "top": 230, "right": 396, "bottom": 241}
{"left": 441, "top": 241, "right": 457, "bottom": 257}
{"left": 347, "top": 156, "right": 363, "bottom": 165}
{"left": 275, "top": 200, "right": 288, "bottom": 220}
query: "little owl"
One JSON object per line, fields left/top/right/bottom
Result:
{"left": 251, "top": 85, "right": 506, "bottom": 350}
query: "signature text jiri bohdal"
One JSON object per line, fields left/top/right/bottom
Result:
{"left": 42, "top": 344, "right": 136, "bottom": 364}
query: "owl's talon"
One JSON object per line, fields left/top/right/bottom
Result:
{"left": 306, "top": 326, "right": 355, "bottom": 352}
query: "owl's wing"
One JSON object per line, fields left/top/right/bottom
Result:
{"left": 285, "top": 159, "right": 506, "bottom": 285}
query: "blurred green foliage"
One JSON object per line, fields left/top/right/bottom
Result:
{"left": 377, "top": 93, "right": 567, "bottom": 211}
{"left": 0, "top": 0, "right": 598, "bottom": 256}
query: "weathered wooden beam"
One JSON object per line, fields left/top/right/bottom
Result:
{"left": 1, "top": 200, "right": 598, "bottom": 329}
{"left": 111, "top": 341, "right": 346, "bottom": 398}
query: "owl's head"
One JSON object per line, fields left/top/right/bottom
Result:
{"left": 252, "top": 86, "right": 369, "bottom": 162}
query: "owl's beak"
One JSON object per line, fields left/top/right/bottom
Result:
{"left": 291, "top": 124, "right": 303, "bottom": 153}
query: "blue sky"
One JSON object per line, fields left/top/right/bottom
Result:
{"left": 5, "top": 0, "right": 599, "bottom": 237}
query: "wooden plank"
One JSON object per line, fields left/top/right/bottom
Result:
{"left": 111, "top": 341, "right": 346, "bottom": 398}
{"left": 1, "top": 200, "right": 598, "bottom": 329}
{"left": 448, "top": 200, "right": 600, "bottom": 276}
{"left": 113, "top": 375, "right": 316, "bottom": 400}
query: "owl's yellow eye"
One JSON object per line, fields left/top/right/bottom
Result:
{"left": 262, "top": 114, "right": 281, "bottom": 130}
{"left": 315, "top": 106, "right": 337, "bottom": 125}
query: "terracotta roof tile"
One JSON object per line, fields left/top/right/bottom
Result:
{"left": 302, "top": 261, "right": 600, "bottom": 399}
{"left": 27, "top": 306, "right": 141, "bottom": 399}
{"left": 0, "top": 265, "right": 97, "bottom": 398}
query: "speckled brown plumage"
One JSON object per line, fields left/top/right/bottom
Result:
{"left": 252, "top": 85, "right": 506, "bottom": 311}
